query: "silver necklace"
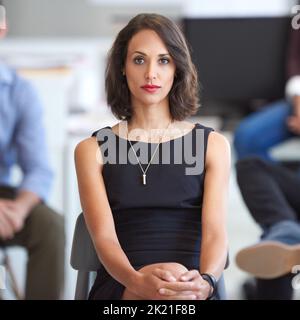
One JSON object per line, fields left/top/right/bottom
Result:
{"left": 127, "top": 120, "right": 172, "bottom": 185}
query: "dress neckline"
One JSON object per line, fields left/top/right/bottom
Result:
{"left": 109, "top": 123, "right": 199, "bottom": 144}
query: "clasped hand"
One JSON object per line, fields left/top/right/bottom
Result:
{"left": 0, "top": 199, "right": 28, "bottom": 240}
{"left": 136, "top": 268, "right": 212, "bottom": 300}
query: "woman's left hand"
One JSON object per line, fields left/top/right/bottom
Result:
{"left": 157, "top": 269, "right": 213, "bottom": 300}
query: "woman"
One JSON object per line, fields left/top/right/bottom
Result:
{"left": 75, "top": 13, "right": 230, "bottom": 300}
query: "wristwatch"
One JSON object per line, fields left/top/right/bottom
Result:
{"left": 200, "top": 273, "right": 217, "bottom": 299}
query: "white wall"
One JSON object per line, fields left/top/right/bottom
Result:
{"left": 184, "top": 0, "right": 298, "bottom": 17}
{"left": 3, "top": 0, "right": 182, "bottom": 38}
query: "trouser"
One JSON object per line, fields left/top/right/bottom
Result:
{"left": 233, "top": 100, "right": 296, "bottom": 162}
{"left": 0, "top": 186, "right": 65, "bottom": 299}
{"left": 236, "top": 157, "right": 300, "bottom": 299}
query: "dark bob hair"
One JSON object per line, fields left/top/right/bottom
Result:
{"left": 105, "top": 13, "right": 200, "bottom": 121}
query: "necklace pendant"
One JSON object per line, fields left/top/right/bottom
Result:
{"left": 142, "top": 174, "right": 146, "bottom": 185}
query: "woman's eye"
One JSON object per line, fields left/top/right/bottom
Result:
{"left": 134, "top": 57, "right": 144, "bottom": 64}
{"left": 160, "top": 58, "right": 170, "bottom": 64}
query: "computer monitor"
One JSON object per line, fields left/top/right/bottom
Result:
{"left": 182, "top": 17, "right": 291, "bottom": 102}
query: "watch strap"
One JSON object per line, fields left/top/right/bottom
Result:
{"left": 201, "top": 273, "right": 217, "bottom": 299}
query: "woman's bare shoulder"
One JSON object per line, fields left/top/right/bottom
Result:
{"left": 75, "top": 136, "right": 98, "bottom": 153}
{"left": 208, "top": 131, "right": 230, "bottom": 145}
{"left": 74, "top": 136, "right": 103, "bottom": 166}
{"left": 206, "top": 131, "right": 231, "bottom": 166}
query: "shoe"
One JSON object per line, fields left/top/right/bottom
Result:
{"left": 236, "top": 241, "right": 300, "bottom": 279}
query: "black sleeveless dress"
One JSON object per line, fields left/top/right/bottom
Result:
{"left": 88, "top": 122, "right": 225, "bottom": 300}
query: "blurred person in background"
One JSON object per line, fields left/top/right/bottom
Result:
{"left": 0, "top": 1, "right": 65, "bottom": 299}
{"left": 234, "top": 9, "right": 300, "bottom": 299}
{"left": 235, "top": 157, "right": 300, "bottom": 300}
{"left": 233, "top": 27, "right": 300, "bottom": 164}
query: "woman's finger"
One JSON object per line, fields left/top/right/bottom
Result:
{"left": 159, "top": 288, "right": 196, "bottom": 296}
{"left": 160, "top": 292, "right": 197, "bottom": 300}
{"left": 152, "top": 268, "right": 176, "bottom": 282}
{"left": 179, "top": 269, "right": 199, "bottom": 281}
{"left": 162, "top": 279, "right": 201, "bottom": 292}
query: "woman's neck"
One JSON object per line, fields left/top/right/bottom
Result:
{"left": 122, "top": 117, "right": 175, "bottom": 143}
{"left": 128, "top": 98, "right": 172, "bottom": 131}
{"left": 127, "top": 118, "right": 173, "bottom": 131}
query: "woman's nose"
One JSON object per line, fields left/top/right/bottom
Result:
{"left": 145, "top": 62, "right": 157, "bottom": 81}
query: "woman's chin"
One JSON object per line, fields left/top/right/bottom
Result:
{"left": 136, "top": 96, "right": 167, "bottom": 106}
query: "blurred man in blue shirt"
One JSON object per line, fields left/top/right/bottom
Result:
{"left": 0, "top": 2, "right": 65, "bottom": 299}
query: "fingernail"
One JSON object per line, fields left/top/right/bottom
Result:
{"left": 169, "top": 277, "right": 176, "bottom": 282}
{"left": 181, "top": 276, "right": 187, "bottom": 280}
{"left": 159, "top": 288, "right": 166, "bottom": 294}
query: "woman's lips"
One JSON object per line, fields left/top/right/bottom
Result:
{"left": 141, "top": 86, "right": 161, "bottom": 93}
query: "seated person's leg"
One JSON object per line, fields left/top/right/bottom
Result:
{"left": 256, "top": 275, "right": 294, "bottom": 300}
{"left": 236, "top": 227, "right": 300, "bottom": 279}
{"left": 233, "top": 100, "right": 294, "bottom": 161}
{"left": 0, "top": 191, "right": 65, "bottom": 300}
{"left": 23, "top": 204, "right": 65, "bottom": 299}
{"left": 236, "top": 157, "right": 299, "bottom": 226}
{"left": 235, "top": 159, "right": 300, "bottom": 299}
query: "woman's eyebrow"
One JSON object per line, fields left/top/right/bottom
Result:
{"left": 132, "top": 51, "right": 170, "bottom": 57}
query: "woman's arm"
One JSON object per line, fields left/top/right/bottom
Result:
{"left": 200, "top": 131, "right": 231, "bottom": 280}
{"left": 74, "top": 137, "right": 139, "bottom": 290}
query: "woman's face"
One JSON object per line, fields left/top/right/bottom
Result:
{"left": 124, "top": 29, "right": 176, "bottom": 108}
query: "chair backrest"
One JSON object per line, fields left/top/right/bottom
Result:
{"left": 70, "top": 213, "right": 101, "bottom": 272}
